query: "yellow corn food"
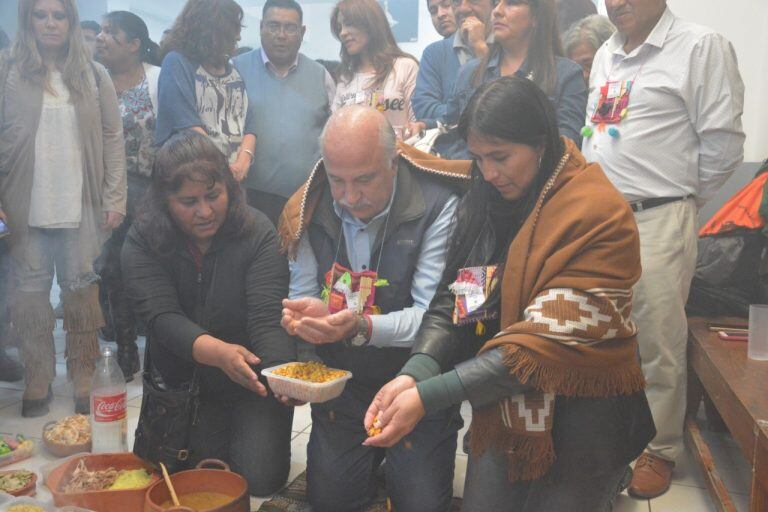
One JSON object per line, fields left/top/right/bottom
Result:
{"left": 367, "top": 415, "right": 383, "bottom": 437}
{"left": 273, "top": 362, "right": 347, "bottom": 383}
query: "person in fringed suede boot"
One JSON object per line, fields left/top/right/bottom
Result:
{"left": 0, "top": 0, "right": 126, "bottom": 417}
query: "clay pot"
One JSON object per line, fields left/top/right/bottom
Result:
{"left": 0, "top": 470, "right": 37, "bottom": 497}
{"left": 144, "top": 459, "right": 248, "bottom": 512}
{"left": 45, "top": 453, "right": 160, "bottom": 512}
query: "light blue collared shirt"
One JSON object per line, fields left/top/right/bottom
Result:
{"left": 289, "top": 180, "right": 459, "bottom": 348}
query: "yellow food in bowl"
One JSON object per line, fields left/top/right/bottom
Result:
{"left": 109, "top": 469, "right": 153, "bottom": 490}
{"left": 8, "top": 505, "right": 45, "bottom": 512}
{"left": 273, "top": 362, "right": 347, "bottom": 383}
{"left": 160, "top": 491, "right": 234, "bottom": 510}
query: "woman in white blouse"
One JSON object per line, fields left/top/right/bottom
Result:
{"left": 330, "top": 0, "right": 421, "bottom": 140}
{"left": 0, "top": 0, "right": 125, "bottom": 417}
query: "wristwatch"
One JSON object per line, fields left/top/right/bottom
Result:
{"left": 348, "top": 314, "right": 370, "bottom": 347}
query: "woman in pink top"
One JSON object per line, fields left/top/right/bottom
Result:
{"left": 330, "top": 0, "right": 421, "bottom": 140}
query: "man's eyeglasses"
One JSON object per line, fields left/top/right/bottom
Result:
{"left": 263, "top": 22, "right": 300, "bottom": 36}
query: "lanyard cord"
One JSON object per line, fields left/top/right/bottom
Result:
{"left": 332, "top": 206, "right": 393, "bottom": 277}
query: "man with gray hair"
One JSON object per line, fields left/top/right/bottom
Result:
{"left": 279, "top": 106, "right": 469, "bottom": 512}
{"left": 563, "top": 14, "right": 615, "bottom": 84}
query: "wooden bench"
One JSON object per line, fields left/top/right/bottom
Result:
{"left": 686, "top": 317, "right": 768, "bottom": 512}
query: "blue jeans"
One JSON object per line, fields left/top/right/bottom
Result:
{"left": 12, "top": 227, "right": 98, "bottom": 293}
{"left": 307, "top": 387, "right": 462, "bottom": 512}
{"left": 462, "top": 392, "right": 654, "bottom": 511}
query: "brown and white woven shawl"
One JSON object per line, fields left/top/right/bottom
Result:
{"left": 470, "top": 138, "right": 646, "bottom": 481}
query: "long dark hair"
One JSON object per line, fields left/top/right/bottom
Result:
{"left": 103, "top": 11, "right": 160, "bottom": 66}
{"left": 473, "top": 0, "right": 563, "bottom": 95}
{"left": 331, "top": 0, "right": 417, "bottom": 89}
{"left": 159, "top": 0, "right": 243, "bottom": 66}
{"left": 445, "top": 76, "right": 564, "bottom": 286}
{"left": 134, "top": 130, "right": 257, "bottom": 256}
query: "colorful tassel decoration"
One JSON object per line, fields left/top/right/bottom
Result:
{"left": 580, "top": 125, "right": 594, "bottom": 138}
{"left": 608, "top": 127, "right": 620, "bottom": 138}
{"left": 475, "top": 321, "right": 486, "bottom": 336}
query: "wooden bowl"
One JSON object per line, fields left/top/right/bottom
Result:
{"left": 0, "top": 469, "right": 38, "bottom": 497}
{"left": 42, "top": 421, "right": 91, "bottom": 458}
{"left": 144, "top": 459, "right": 248, "bottom": 512}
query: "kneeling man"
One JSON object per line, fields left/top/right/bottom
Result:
{"left": 280, "top": 106, "right": 469, "bottom": 512}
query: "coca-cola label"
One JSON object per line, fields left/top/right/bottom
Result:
{"left": 93, "top": 392, "right": 127, "bottom": 422}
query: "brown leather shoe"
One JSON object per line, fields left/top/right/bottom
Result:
{"left": 628, "top": 452, "right": 674, "bottom": 499}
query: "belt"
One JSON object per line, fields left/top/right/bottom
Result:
{"left": 629, "top": 196, "right": 686, "bottom": 213}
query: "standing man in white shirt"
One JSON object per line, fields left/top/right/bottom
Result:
{"left": 582, "top": 0, "right": 745, "bottom": 499}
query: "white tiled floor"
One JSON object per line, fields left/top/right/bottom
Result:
{"left": 0, "top": 324, "right": 753, "bottom": 511}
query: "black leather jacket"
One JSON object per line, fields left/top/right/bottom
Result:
{"left": 411, "top": 211, "right": 531, "bottom": 409}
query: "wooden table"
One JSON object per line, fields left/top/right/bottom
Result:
{"left": 686, "top": 317, "right": 768, "bottom": 512}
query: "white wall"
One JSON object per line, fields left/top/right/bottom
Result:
{"left": 669, "top": 0, "right": 768, "bottom": 162}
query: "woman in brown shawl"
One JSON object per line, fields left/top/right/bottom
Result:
{"left": 363, "top": 76, "right": 655, "bottom": 511}
{"left": 0, "top": 0, "right": 126, "bottom": 417}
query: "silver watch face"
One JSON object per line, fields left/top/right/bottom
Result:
{"left": 350, "top": 333, "right": 367, "bottom": 347}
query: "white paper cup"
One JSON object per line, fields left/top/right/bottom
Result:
{"left": 748, "top": 304, "right": 768, "bottom": 361}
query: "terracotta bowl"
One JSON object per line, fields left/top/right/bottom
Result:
{"left": 144, "top": 459, "right": 248, "bottom": 512}
{"left": 42, "top": 421, "right": 92, "bottom": 458}
{"left": 45, "top": 452, "right": 160, "bottom": 512}
{"left": 0, "top": 469, "right": 38, "bottom": 497}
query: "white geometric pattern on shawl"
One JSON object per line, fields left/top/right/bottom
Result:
{"left": 500, "top": 392, "right": 555, "bottom": 433}
{"left": 521, "top": 287, "right": 637, "bottom": 346}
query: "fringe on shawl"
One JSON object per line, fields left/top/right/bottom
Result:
{"left": 500, "top": 344, "right": 646, "bottom": 398}
{"left": 470, "top": 410, "right": 557, "bottom": 481}
{"left": 469, "top": 343, "right": 646, "bottom": 481}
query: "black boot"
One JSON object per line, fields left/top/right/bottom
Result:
{"left": 98, "top": 280, "right": 115, "bottom": 341}
{"left": 111, "top": 288, "right": 140, "bottom": 382}
{"left": 117, "top": 342, "right": 139, "bottom": 382}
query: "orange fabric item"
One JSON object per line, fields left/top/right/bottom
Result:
{"left": 699, "top": 172, "right": 768, "bottom": 236}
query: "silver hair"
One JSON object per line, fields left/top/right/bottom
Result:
{"left": 319, "top": 105, "right": 397, "bottom": 165}
{"left": 562, "top": 14, "right": 616, "bottom": 55}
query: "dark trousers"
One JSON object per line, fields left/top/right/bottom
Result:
{"left": 246, "top": 188, "right": 288, "bottom": 228}
{"left": 462, "top": 391, "right": 655, "bottom": 511}
{"left": 307, "top": 386, "right": 462, "bottom": 512}
{"left": 95, "top": 214, "right": 137, "bottom": 343}
{"left": 0, "top": 241, "right": 12, "bottom": 344}
{"left": 186, "top": 391, "right": 294, "bottom": 496}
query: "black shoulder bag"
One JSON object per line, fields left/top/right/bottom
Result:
{"left": 132, "top": 335, "right": 200, "bottom": 473}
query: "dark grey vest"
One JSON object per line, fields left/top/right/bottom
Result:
{"left": 307, "top": 162, "right": 457, "bottom": 393}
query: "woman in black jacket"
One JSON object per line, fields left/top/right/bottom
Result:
{"left": 122, "top": 130, "right": 296, "bottom": 495}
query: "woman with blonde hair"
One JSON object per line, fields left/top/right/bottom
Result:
{"left": 331, "top": 0, "right": 421, "bottom": 139}
{"left": 0, "top": 0, "right": 125, "bottom": 416}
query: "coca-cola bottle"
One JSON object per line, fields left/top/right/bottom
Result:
{"left": 90, "top": 346, "right": 128, "bottom": 453}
